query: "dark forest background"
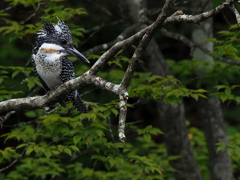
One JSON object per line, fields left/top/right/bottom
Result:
{"left": 0, "top": 0, "right": 240, "bottom": 179}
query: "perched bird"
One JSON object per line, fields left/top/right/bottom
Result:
{"left": 32, "top": 18, "right": 89, "bottom": 113}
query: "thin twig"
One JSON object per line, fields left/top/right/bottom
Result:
{"left": 0, "top": 6, "right": 15, "bottom": 13}
{"left": 228, "top": 4, "right": 240, "bottom": 24}
{"left": 0, "top": 0, "right": 239, "bottom": 142}
{"left": 121, "top": 0, "right": 176, "bottom": 88}
{"left": 118, "top": 92, "right": 129, "bottom": 142}
{"left": 84, "top": 23, "right": 139, "bottom": 55}
{"left": 0, "top": 148, "right": 25, "bottom": 172}
{"left": 161, "top": 28, "right": 240, "bottom": 66}
{"left": 24, "top": 2, "right": 41, "bottom": 22}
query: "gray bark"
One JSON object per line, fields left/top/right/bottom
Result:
{"left": 191, "top": 1, "right": 233, "bottom": 180}
{"left": 198, "top": 98, "right": 233, "bottom": 180}
{"left": 146, "top": 39, "right": 203, "bottom": 180}
{"left": 121, "top": 0, "right": 203, "bottom": 179}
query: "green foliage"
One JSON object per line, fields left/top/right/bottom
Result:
{"left": 0, "top": 103, "right": 174, "bottom": 179}
{"left": 213, "top": 85, "right": 240, "bottom": 103}
{"left": 215, "top": 133, "right": 240, "bottom": 175}
{"left": 108, "top": 49, "right": 131, "bottom": 69}
{"left": 129, "top": 72, "right": 207, "bottom": 104}
{"left": 0, "top": 0, "right": 87, "bottom": 44}
{"left": 0, "top": 19, "right": 37, "bottom": 39}
{"left": 1, "top": 0, "right": 240, "bottom": 179}
{"left": 216, "top": 134, "right": 240, "bottom": 158}
{"left": 205, "top": 25, "right": 240, "bottom": 61}
{"left": 167, "top": 59, "right": 240, "bottom": 88}
{"left": 0, "top": 65, "right": 39, "bottom": 100}
{"left": 6, "top": 157, "right": 65, "bottom": 180}
{"left": 137, "top": 125, "right": 163, "bottom": 142}
{"left": 0, "top": 62, "right": 174, "bottom": 180}
{"left": 188, "top": 127, "right": 210, "bottom": 179}
{"left": 165, "top": 24, "right": 240, "bottom": 179}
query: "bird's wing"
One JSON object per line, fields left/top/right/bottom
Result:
{"left": 60, "top": 56, "right": 88, "bottom": 113}
{"left": 59, "top": 56, "right": 75, "bottom": 83}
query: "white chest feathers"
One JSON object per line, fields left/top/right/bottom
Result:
{"left": 33, "top": 43, "right": 66, "bottom": 90}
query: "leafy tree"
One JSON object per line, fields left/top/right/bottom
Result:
{"left": 0, "top": 0, "right": 240, "bottom": 180}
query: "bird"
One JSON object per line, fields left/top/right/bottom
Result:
{"left": 32, "top": 18, "right": 89, "bottom": 113}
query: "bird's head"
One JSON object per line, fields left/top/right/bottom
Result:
{"left": 35, "top": 18, "right": 89, "bottom": 63}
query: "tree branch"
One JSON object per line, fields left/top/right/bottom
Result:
{"left": 0, "top": 0, "right": 239, "bottom": 142}
{"left": 229, "top": 3, "right": 240, "bottom": 24}
{"left": 118, "top": 92, "right": 129, "bottom": 142}
{"left": 121, "top": 0, "right": 176, "bottom": 88}
{"left": 161, "top": 28, "right": 240, "bottom": 66}
{"left": 85, "top": 0, "right": 239, "bottom": 76}
{"left": 0, "top": 75, "right": 120, "bottom": 114}
{"left": 164, "top": 0, "right": 238, "bottom": 24}
{"left": 84, "top": 23, "right": 139, "bottom": 55}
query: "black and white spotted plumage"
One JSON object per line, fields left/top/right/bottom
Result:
{"left": 32, "top": 18, "right": 89, "bottom": 113}
{"left": 60, "top": 56, "right": 88, "bottom": 113}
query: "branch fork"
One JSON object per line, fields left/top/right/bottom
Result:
{"left": 1, "top": 0, "right": 239, "bottom": 142}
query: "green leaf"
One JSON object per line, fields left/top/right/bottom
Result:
{"left": 111, "top": 108, "right": 119, "bottom": 116}
{"left": 215, "top": 85, "right": 227, "bottom": 90}
{"left": 63, "top": 147, "right": 72, "bottom": 156}
{"left": 143, "top": 133, "right": 151, "bottom": 142}
{"left": 91, "top": 155, "right": 106, "bottom": 161}
{"left": 216, "top": 142, "right": 227, "bottom": 152}
{"left": 108, "top": 157, "right": 116, "bottom": 168}
{"left": 225, "top": 87, "right": 231, "bottom": 96}
{"left": 25, "top": 146, "right": 34, "bottom": 155}
{"left": 191, "top": 94, "right": 199, "bottom": 101}
{"left": 231, "top": 85, "right": 240, "bottom": 89}
{"left": 44, "top": 151, "right": 51, "bottom": 158}
{"left": 25, "top": 111, "right": 37, "bottom": 118}
{"left": 195, "top": 89, "right": 207, "bottom": 93}
{"left": 145, "top": 125, "right": 153, "bottom": 131}
{"left": 234, "top": 147, "right": 240, "bottom": 157}
{"left": 196, "top": 93, "right": 207, "bottom": 99}
{"left": 69, "top": 145, "right": 80, "bottom": 152}
{"left": 228, "top": 148, "right": 234, "bottom": 156}
{"left": 105, "top": 161, "right": 111, "bottom": 171}
{"left": 11, "top": 70, "right": 20, "bottom": 79}
{"left": 73, "top": 135, "right": 82, "bottom": 145}
{"left": 16, "top": 143, "right": 27, "bottom": 149}
{"left": 149, "top": 128, "right": 164, "bottom": 135}
{"left": 220, "top": 94, "right": 228, "bottom": 102}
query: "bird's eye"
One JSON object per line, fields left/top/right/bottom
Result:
{"left": 60, "top": 39, "right": 67, "bottom": 45}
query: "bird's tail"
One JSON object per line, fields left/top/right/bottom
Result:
{"left": 67, "top": 91, "right": 88, "bottom": 113}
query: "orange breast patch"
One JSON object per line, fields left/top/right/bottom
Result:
{"left": 41, "top": 48, "right": 59, "bottom": 54}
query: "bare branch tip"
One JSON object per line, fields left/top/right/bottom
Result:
{"left": 172, "top": 10, "right": 183, "bottom": 17}
{"left": 119, "top": 132, "right": 126, "bottom": 143}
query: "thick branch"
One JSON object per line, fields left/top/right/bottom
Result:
{"left": 121, "top": 0, "right": 176, "bottom": 88}
{"left": 86, "top": 26, "right": 149, "bottom": 75}
{"left": 85, "top": 0, "right": 239, "bottom": 78}
{"left": 0, "top": 0, "right": 238, "bottom": 113}
{"left": 0, "top": 0, "right": 238, "bottom": 143}
{"left": 0, "top": 75, "right": 120, "bottom": 114}
{"left": 117, "top": 0, "right": 176, "bottom": 142}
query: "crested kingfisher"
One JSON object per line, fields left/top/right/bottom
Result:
{"left": 32, "top": 18, "right": 89, "bottom": 113}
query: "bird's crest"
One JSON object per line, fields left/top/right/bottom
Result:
{"left": 35, "top": 18, "right": 73, "bottom": 52}
{"left": 38, "top": 18, "right": 70, "bottom": 36}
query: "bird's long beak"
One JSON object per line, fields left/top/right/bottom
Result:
{"left": 66, "top": 47, "right": 90, "bottom": 63}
